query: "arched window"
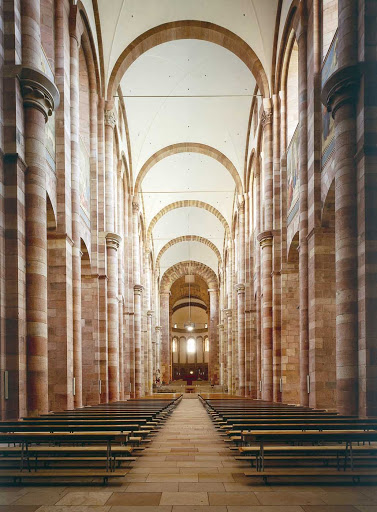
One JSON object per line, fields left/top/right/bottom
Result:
{"left": 172, "top": 338, "right": 177, "bottom": 353}
{"left": 204, "top": 337, "right": 209, "bottom": 352}
{"left": 187, "top": 337, "right": 196, "bottom": 354}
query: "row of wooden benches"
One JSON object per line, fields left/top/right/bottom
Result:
{"left": 199, "top": 395, "right": 377, "bottom": 483}
{"left": 0, "top": 394, "right": 182, "bottom": 484}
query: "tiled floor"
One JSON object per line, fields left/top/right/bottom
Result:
{"left": 1, "top": 398, "right": 377, "bottom": 511}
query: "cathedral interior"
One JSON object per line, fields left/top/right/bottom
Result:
{"left": 0, "top": 0, "right": 377, "bottom": 504}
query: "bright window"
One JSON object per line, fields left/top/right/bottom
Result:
{"left": 204, "top": 338, "right": 209, "bottom": 352}
{"left": 187, "top": 338, "right": 196, "bottom": 354}
{"left": 172, "top": 338, "right": 177, "bottom": 353}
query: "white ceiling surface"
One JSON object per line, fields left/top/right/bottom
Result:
{"left": 151, "top": 207, "right": 225, "bottom": 256}
{"left": 98, "top": 0, "right": 279, "bottom": 87}
{"left": 159, "top": 241, "right": 219, "bottom": 275}
{"left": 92, "top": 0, "right": 292, "bottom": 285}
{"left": 121, "top": 40, "right": 255, "bottom": 174}
{"left": 141, "top": 152, "right": 235, "bottom": 226}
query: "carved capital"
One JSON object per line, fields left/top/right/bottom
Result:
{"left": 105, "top": 232, "right": 121, "bottom": 250}
{"left": 104, "top": 108, "right": 116, "bottom": 128}
{"left": 147, "top": 310, "right": 153, "bottom": 317}
{"left": 208, "top": 288, "right": 218, "bottom": 294}
{"left": 155, "top": 326, "right": 162, "bottom": 332}
{"left": 132, "top": 201, "right": 140, "bottom": 214}
{"left": 257, "top": 230, "right": 273, "bottom": 248}
{"left": 19, "top": 66, "right": 60, "bottom": 122}
{"left": 238, "top": 199, "right": 245, "bottom": 213}
{"left": 134, "top": 284, "right": 143, "bottom": 295}
{"left": 224, "top": 308, "right": 232, "bottom": 318}
{"left": 236, "top": 283, "right": 245, "bottom": 294}
{"left": 321, "top": 64, "right": 361, "bottom": 119}
{"left": 261, "top": 108, "right": 273, "bottom": 128}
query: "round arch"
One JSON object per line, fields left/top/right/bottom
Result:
{"left": 147, "top": 200, "right": 230, "bottom": 241}
{"left": 107, "top": 20, "right": 270, "bottom": 100}
{"left": 160, "top": 260, "right": 218, "bottom": 293}
{"left": 156, "top": 235, "right": 222, "bottom": 268}
{"left": 134, "top": 142, "right": 243, "bottom": 196}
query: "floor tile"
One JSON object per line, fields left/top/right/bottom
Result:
{"left": 106, "top": 492, "right": 162, "bottom": 506}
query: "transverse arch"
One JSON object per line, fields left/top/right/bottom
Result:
{"left": 107, "top": 20, "right": 270, "bottom": 100}
{"left": 134, "top": 143, "right": 243, "bottom": 196}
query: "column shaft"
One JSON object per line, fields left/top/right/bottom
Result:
{"left": 160, "top": 292, "right": 170, "bottom": 385}
{"left": 70, "top": 28, "right": 82, "bottom": 408}
{"left": 298, "top": 21, "right": 309, "bottom": 407}
{"left": 259, "top": 106, "right": 274, "bottom": 401}
{"left": 209, "top": 288, "right": 219, "bottom": 384}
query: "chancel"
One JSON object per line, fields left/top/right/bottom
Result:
{"left": 0, "top": 0, "right": 377, "bottom": 502}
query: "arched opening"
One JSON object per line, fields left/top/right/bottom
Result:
{"left": 170, "top": 275, "right": 209, "bottom": 384}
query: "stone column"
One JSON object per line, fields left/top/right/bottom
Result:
{"left": 297, "top": 12, "right": 310, "bottom": 407}
{"left": 132, "top": 200, "right": 143, "bottom": 397}
{"left": 258, "top": 232, "right": 273, "bottom": 401}
{"left": 254, "top": 172, "right": 262, "bottom": 399}
{"left": 106, "top": 233, "right": 121, "bottom": 401}
{"left": 236, "top": 284, "right": 246, "bottom": 396}
{"left": 155, "top": 325, "right": 162, "bottom": 376}
{"left": 147, "top": 310, "right": 153, "bottom": 395}
{"left": 259, "top": 105, "right": 274, "bottom": 402}
{"left": 321, "top": 0, "right": 359, "bottom": 415}
{"left": 208, "top": 288, "right": 219, "bottom": 384}
{"left": 272, "top": 93, "right": 282, "bottom": 404}
{"left": 218, "top": 323, "right": 225, "bottom": 386}
{"left": 134, "top": 284, "right": 143, "bottom": 397}
{"left": 104, "top": 107, "right": 120, "bottom": 402}
{"left": 70, "top": 19, "right": 82, "bottom": 408}
{"left": 237, "top": 200, "right": 246, "bottom": 396}
{"left": 160, "top": 292, "right": 170, "bottom": 385}
{"left": 21, "top": 0, "right": 59, "bottom": 415}
{"left": 225, "top": 309, "right": 232, "bottom": 393}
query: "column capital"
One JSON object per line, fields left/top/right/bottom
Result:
{"left": 105, "top": 232, "right": 122, "bottom": 250}
{"left": 257, "top": 230, "right": 273, "bottom": 247}
{"left": 19, "top": 66, "right": 60, "bottom": 122}
{"left": 321, "top": 64, "right": 361, "bottom": 119}
{"left": 218, "top": 323, "right": 224, "bottom": 330}
{"left": 155, "top": 325, "right": 162, "bottom": 332}
{"left": 261, "top": 108, "right": 273, "bottom": 128}
{"left": 208, "top": 288, "right": 219, "bottom": 294}
{"left": 132, "top": 201, "right": 140, "bottom": 213}
{"left": 224, "top": 308, "right": 232, "bottom": 318}
{"left": 147, "top": 310, "right": 153, "bottom": 317}
{"left": 104, "top": 108, "right": 116, "bottom": 128}
{"left": 236, "top": 283, "right": 245, "bottom": 294}
{"left": 134, "top": 284, "right": 143, "bottom": 295}
{"left": 238, "top": 199, "right": 245, "bottom": 213}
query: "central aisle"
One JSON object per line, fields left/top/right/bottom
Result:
{"left": 112, "top": 398, "right": 377, "bottom": 509}
{"left": 122, "top": 396, "right": 259, "bottom": 508}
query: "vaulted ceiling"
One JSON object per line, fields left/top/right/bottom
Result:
{"left": 89, "top": 0, "right": 292, "bottom": 287}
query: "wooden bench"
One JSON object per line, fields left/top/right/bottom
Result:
{"left": 241, "top": 430, "right": 377, "bottom": 471}
{"left": 0, "top": 468, "right": 128, "bottom": 484}
{"left": 244, "top": 468, "right": 377, "bottom": 484}
{"left": 0, "top": 431, "right": 128, "bottom": 472}
{"left": 237, "top": 444, "right": 377, "bottom": 470}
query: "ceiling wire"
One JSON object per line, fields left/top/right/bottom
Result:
{"left": 114, "top": 94, "right": 262, "bottom": 98}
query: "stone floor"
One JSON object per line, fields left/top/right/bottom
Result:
{"left": 1, "top": 398, "right": 377, "bottom": 511}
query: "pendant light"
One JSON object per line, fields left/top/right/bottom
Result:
{"left": 184, "top": 231, "right": 195, "bottom": 332}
